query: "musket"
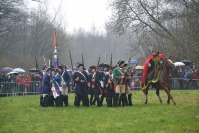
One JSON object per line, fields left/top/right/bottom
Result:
{"left": 49, "top": 54, "right": 53, "bottom": 69}
{"left": 69, "top": 50, "right": 76, "bottom": 91}
{"left": 132, "top": 59, "right": 139, "bottom": 72}
{"left": 35, "top": 57, "right": 39, "bottom": 70}
{"left": 69, "top": 50, "right": 73, "bottom": 71}
{"left": 96, "top": 55, "right": 101, "bottom": 72}
{"left": 43, "top": 54, "right": 46, "bottom": 66}
{"left": 110, "top": 54, "right": 112, "bottom": 70}
{"left": 128, "top": 51, "right": 133, "bottom": 66}
{"left": 48, "top": 54, "right": 51, "bottom": 68}
{"left": 109, "top": 54, "right": 113, "bottom": 89}
{"left": 121, "top": 51, "right": 133, "bottom": 84}
{"left": 82, "top": 53, "right": 84, "bottom": 65}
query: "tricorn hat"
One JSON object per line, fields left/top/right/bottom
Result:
{"left": 58, "top": 65, "right": 63, "bottom": 70}
{"left": 61, "top": 64, "right": 67, "bottom": 69}
{"left": 46, "top": 67, "right": 51, "bottom": 72}
{"left": 103, "top": 64, "right": 110, "bottom": 68}
{"left": 77, "top": 63, "right": 84, "bottom": 68}
{"left": 123, "top": 63, "right": 128, "bottom": 67}
{"left": 89, "top": 65, "right": 96, "bottom": 70}
{"left": 117, "top": 60, "right": 125, "bottom": 66}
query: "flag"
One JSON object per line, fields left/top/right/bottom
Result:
{"left": 53, "top": 32, "right": 59, "bottom": 69}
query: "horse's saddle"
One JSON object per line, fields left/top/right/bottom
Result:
{"left": 141, "top": 67, "right": 160, "bottom": 91}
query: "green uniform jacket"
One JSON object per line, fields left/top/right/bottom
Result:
{"left": 113, "top": 67, "right": 124, "bottom": 84}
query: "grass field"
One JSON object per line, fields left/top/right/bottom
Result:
{"left": 0, "top": 90, "right": 199, "bottom": 133}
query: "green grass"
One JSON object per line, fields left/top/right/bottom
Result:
{"left": 0, "top": 90, "right": 199, "bottom": 133}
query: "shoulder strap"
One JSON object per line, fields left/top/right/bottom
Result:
{"left": 77, "top": 71, "right": 87, "bottom": 82}
{"left": 55, "top": 81, "right": 60, "bottom": 87}
{"left": 92, "top": 72, "right": 96, "bottom": 79}
{"left": 61, "top": 71, "right": 65, "bottom": 77}
{"left": 116, "top": 67, "right": 124, "bottom": 76}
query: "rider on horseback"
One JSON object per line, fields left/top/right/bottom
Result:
{"left": 141, "top": 47, "right": 165, "bottom": 85}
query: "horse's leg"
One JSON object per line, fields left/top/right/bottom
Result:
{"left": 167, "top": 86, "right": 171, "bottom": 104}
{"left": 163, "top": 86, "right": 176, "bottom": 105}
{"left": 143, "top": 88, "right": 148, "bottom": 104}
{"left": 156, "top": 88, "right": 162, "bottom": 105}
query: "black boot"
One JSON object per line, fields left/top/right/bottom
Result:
{"left": 85, "top": 95, "right": 89, "bottom": 107}
{"left": 114, "top": 93, "right": 119, "bottom": 107}
{"left": 76, "top": 95, "right": 81, "bottom": 107}
{"left": 43, "top": 95, "right": 49, "bottom": 107}
{"left": 49, "top": 95, "right": 54, "bottom": 107}
{"left": 100, "top": 96, "right": 104, "bottom": 106}
{"left": 124, "top": 94, "right": 128, "bottom": 106}
{"left": 63, "top": 95, "right": 68, "bottom": 106}
{"left": 96, "top": 96, "right": 101, "bottom": 107}
{"left": 74, "top": 95, "right": 78, "bottom": 106}
{"left": 109, "top": 97, "right": 113, "bottom": 107}
{"left": 121, "top": 93, "right": 126, "bottom": 107}
{"left": 128, "top": 94, "right": 133, "bottom": 106}
{"left": 40, "top": 95, "right": 43, "bottom": 107}
{"left": 90, "top": 94, "right": 93, "bottom": 105}
{"left": 55, "top": 96, "right": 63, "bottom": 107}
{"left": 118, "top": 95, "right": 122, "bottom": 106}
{"left": 55, "top": 97, "right": 59, "bottom": 107}
{"left": 107, "top": 97, "right": 112, "bottom": 107}
{"left": 60, "top": 95, "right": 63, "bottom": 107}
{"left": 65, "top": 95, "right": 68, "bottom": 106}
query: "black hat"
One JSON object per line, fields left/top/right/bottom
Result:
{"left": 46, "top": 67, "right": 51, "bottom": 72}
{"left": 51, "top": 68, "right": 56, "bottom": 71}
{"left": 42, "top": 65, "right": 47, "bottom": 70}
{"left": 58, "top": 65, "right": 63, "bottom": 70}
{"left": 124, "top": 63, "right": 128, "bottom": 67}
{"left": 104, "top": 64, "right": 110, "bottom": 69}
{"left": 117, "top": 60, "right": 125, "bottom": 66}
{"left": 113, "top": 65, "right": 117, "bottom": 69}
{"left": 98, "top": 63, "right": 104, "bottom": 68}
{"left": 61, "top": 64, "right": 67, "bottom": 69}
{"left": 89, "top": 65, "right": 96, "bottom": 70}
{"left": 77, "top": 63, "right": 84, "bottom": 68}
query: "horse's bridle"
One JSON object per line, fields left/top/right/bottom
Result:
{"left": 162, "top": 58, "right": 174, "bottom": 70}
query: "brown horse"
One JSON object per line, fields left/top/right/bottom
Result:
{"left": 142, "top": 58, "right": 176, "bottom": 105}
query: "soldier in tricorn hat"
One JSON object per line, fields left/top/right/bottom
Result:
{"left": 73, "top": 63, "right": 89, "bottom": 107}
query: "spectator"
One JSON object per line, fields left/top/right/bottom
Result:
{"left": 171, "top": 67, "right": 178, "bottom": 90}
{"left": 31, "top": 74, "right": 41, "bottom": 93}
{"left": 0, "top": 72, "right": 7, "bottom": 97}
{"left": 1, "top": 72, "right": 7, "bottom": 82}
{"left": 24, "top": 75, "right": 32, "bottom": 94}
{"left": 16, "top": 74, "right": 24, "bottom": 95}
{"left": 192, "top": 68, "right": 199, "bottom": 89}
{"left": 184, "top": 68, "right": 192, "bottom": 89}
{"left": 178, "top": 68, "right": 184, "bottom": 89}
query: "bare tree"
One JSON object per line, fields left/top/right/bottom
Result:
{"left": 108, "top": 0, "right": 199, "bottom": 64}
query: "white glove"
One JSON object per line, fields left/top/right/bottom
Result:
{"left": 148, "top": 63, "right": 151, "bottom": 67}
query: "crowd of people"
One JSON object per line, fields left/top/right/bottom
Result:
{"left": 0, "top": 49, "right": 198, "bottom": 107}
{"left": 0, "top": 72, "right": 41, "bottom": 96}
{"left": 171, "top": 66, "right": 199, "bottom": 90}
{"left": 39, "top": 61, "right": 133, "bottom": 107}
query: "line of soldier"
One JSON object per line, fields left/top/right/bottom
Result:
{"left": 39, "top": 65, "right": 71, "bottom": 107}
{"left": 39, "top": 60, "right": 133, "bottom": 107}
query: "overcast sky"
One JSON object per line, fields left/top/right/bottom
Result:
{"left": 27, "top": 0, "right": 112, "bottom": 33}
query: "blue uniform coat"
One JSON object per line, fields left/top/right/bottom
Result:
{"left": 41, "top": 73, "right": 51, "bottom": 94}
{"left": 73, "top": 71, "right": 88, "bottom": 95}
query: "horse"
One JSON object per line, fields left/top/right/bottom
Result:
{"left": 142, "top": 57, "right": 176, "bottom": 105}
